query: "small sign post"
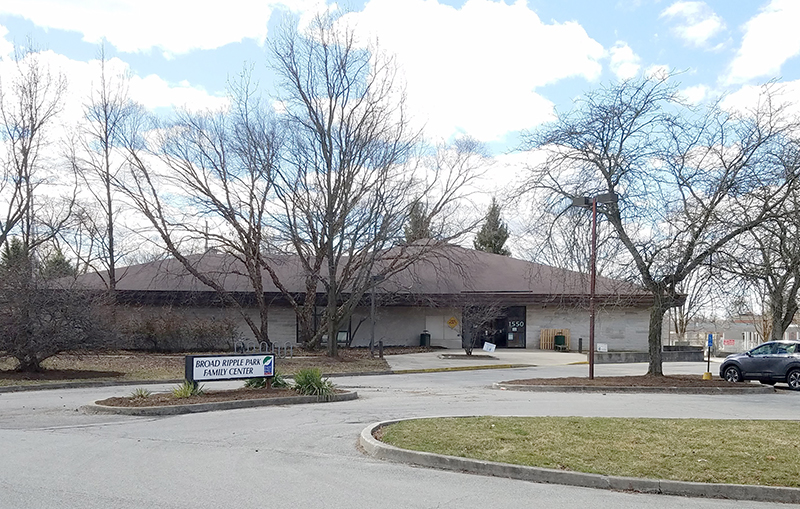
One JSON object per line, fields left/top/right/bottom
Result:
{"left": 704, "top": 334, "right": 713, "bottom": 380}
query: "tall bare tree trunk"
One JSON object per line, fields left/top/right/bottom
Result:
{"left": 647, "top": 296, "right": 666, "bottom": 376}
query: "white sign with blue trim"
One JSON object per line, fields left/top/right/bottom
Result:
{"left": 185, "top": 354, "right": 275, "bottom": 382}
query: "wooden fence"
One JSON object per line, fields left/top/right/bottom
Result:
{"left": 539, "top": 328, "right": 571, "bottom": 351}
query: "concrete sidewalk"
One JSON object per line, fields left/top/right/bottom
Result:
{"left": 383, "top": 349, "right": 587, "bottom": 371}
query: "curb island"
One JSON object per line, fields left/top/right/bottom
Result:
{"left": 360, "top": 418, "right": 800, "bottom": 504}
{"left": 81, "top": 390, "right": 358, "bottom": 416}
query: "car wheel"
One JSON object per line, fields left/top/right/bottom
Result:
{"left": 724, "top": 366, "right": 743, "bottom": 383}
{"left": 787, "top": 369, "right": 800, "bottom": 391}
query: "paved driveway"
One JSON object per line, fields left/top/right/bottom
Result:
{"left": 2, "top": 364, "right": 797, "bottom": 509}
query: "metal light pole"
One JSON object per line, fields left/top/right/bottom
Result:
{"left": 572, "top": 192, "right": 617, "bottom": 380}
{"left": 369, "top": 274, "right": 384, "bottom": 358}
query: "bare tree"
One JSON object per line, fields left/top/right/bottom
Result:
{"left": 716, "top": 146, "right": 800, "bottom": 341}
{"left": 668, "top": 267, "right": 717, "bottom": 344}
{"left": 460, "top": 300, "right": 505, "bottom": 355}
{"left": 68, "top": 47, "right": 136, "bottom": 292}
{"left": 518, "top": 75, "right": 799, "bottom": 375}
{"left": 117, "top": 73, "right": 281, "bottom": 348}
{"left": 270, "top": 15, "right": 484, "bottom": 356}
{"left": 0, "top": 46, "right": 72, "bottom": 261}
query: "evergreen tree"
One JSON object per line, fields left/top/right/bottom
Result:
{"left": 474, "top": 198, "right": 511, "bottom": 256}
{"left": 404, "top": 201, "right": 432, "bottom": 243}
{"left": 40, "top": 247, "right": 77, "bottom": 280}
{"left": 1, "top": 237, "right": 33, "bottom": 273}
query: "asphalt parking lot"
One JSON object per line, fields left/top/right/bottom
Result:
{"left": 2, "top": 360, "right": 798, "bottom": 509}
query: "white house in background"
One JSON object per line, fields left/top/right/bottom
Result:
{"left": 77, "top": 245, "right": 655, "bottom": 352}
{"left": 667, "top": 315, "right": 800, "bottom": 354}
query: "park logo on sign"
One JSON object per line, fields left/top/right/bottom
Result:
{"left": 263, "top": 356, "right": 274, "bottom": 377}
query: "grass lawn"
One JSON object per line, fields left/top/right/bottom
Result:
{"left": 0, "top": 349, "right": 393, "bottom": 386}
{"left": 379, "top": 416, "right": 800, "bottom": 487}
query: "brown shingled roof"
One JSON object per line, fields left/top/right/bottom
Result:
{"left": 76, "top": 244, "right": 652, "bottom": 307}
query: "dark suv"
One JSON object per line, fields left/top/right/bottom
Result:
{"left": 720, "top": 340, "right": 800, "bottom": 390}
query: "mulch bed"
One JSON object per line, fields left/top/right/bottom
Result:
{"left": 502, "top": 375, "right": 741, "bottom": 388}
{"left": 96, "top": 387, "right": 309, "bottom": 407}
{"left": 0, "top": 369, "right": 125, "bottom": 381}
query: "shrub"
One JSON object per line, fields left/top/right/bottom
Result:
{"left": 0, "top": 259, "right": 117, "bottom": 372}
{"left": 120, "top": 307, "right": 242, "bottom": 353}
{"left": 172, "top": 381, "right": 204, "bottom": 398}
{"left": 129, "top": 387, "right": 152, "bottom": 399}
{"left": 293, "top": 368, "right": 335, "bottom": 396}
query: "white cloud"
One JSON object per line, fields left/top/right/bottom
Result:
{"left": 340, "top": 0, "right": 604, "bottom": 142}
{"left": 645, "top": 64, "right": 670, "bottom": 80}
{"left": 660, "top": 1, "right": 725, "bottom": 48}
{"left": 0, "top": 25, "right": 13, "bottom": 60}
{"left": 609, "top": 42, "right": 641, "bottom": 80}
{"left": 680, "top": 84, "right": 709, "bottom": 104}
{"left": 0, "top": 47, "right": 229, "bottom": 134}
{"left": 129, "top": 75, "right": 229, "bottom": 113}
{"left": 0, "top": 0, "right": 319, "bottom": 57}
{"left": 727, "top": 0, "right": 800, "bottom": 84}
{"left": 721, "top": 80, "right": 800, "bottom": 120}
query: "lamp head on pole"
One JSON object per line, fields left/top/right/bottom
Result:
{"left": 571, "top": 193, "right": 618, "bottom": 209}
{"left": 572, "top": 196, "right": 591, "bottom": 208}
{"left": 595, "top": 192, "right": 618, "bottom": 204}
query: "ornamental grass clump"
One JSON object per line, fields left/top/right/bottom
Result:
{"left": 293, "top": 368, "right": 335, "bottom": 396}
{"left": 270, "top": 370, "right": 291, "bottom": 389}
{"left": 243, "top": 377, "right": 267, "bottom": 389}
{"left": 129, "top": 387, "right": 152, "bottom": 399}
{"left": 172, "top": 381, "right": 204, "bottom": 398}
{"left": 243, "top": 370, "right": 291, "bottom": 389}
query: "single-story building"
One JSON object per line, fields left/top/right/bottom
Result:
{"left": 77, "top": 244, "right": 654, "bottom": 351}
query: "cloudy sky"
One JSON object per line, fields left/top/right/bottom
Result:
{"left": 2, "top": 0, "right": 798, "bottom": 155}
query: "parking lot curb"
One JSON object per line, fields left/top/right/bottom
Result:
{"left": 0, "top": 378, "right": 186, "bottom": 393}
{"left": 80, "top": 390, "right": 358, "bottom": 416}
{"left": 0, "top": 365, "right": 537, "bottom": 392}
{"left": 391, "top": 364, "right": 533, "bottom": 374}
{"left": 493, "top": 382, "right": 776, "bottom": 394}
{"left": 360, "top": 418, "right": 800, "bottom": 504}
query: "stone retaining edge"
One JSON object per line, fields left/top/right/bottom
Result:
{"left": 80, "top": 390, "right": 358, "bottom": 416}
{"left": 359, "top": 418, "right": 800, "bottom": 504}
{"left": 493, "top": 382, "right": 776, "bottom": 394}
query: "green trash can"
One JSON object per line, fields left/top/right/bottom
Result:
{"left": 420, "top": 330, "right": 431, "bottom": 347}
{"left": 554, "top": 334, "right": 567, "bottom": 351}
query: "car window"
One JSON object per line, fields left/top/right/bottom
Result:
{"left": 786, "top": 344, "right": 799, "bottom": 354}
{"left": 775, "top": 345, "right": 789, "bottom": 354}
{"left": 750, "top": 343, "right": 775, "bottom": 355}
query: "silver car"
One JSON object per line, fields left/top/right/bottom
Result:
{"left": 720, "top": 340, "right": 800, "bottom": 390}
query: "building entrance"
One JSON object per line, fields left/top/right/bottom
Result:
{"left": 477, "top": 306, "right": 526, "bottom": 349}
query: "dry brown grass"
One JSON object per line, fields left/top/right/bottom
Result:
{"left": 0, "top": 349, "right": 394, "bottom": 386}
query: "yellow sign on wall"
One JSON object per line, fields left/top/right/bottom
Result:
{"left": 447, "top": 316, "right": 459, "bottom": 329}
